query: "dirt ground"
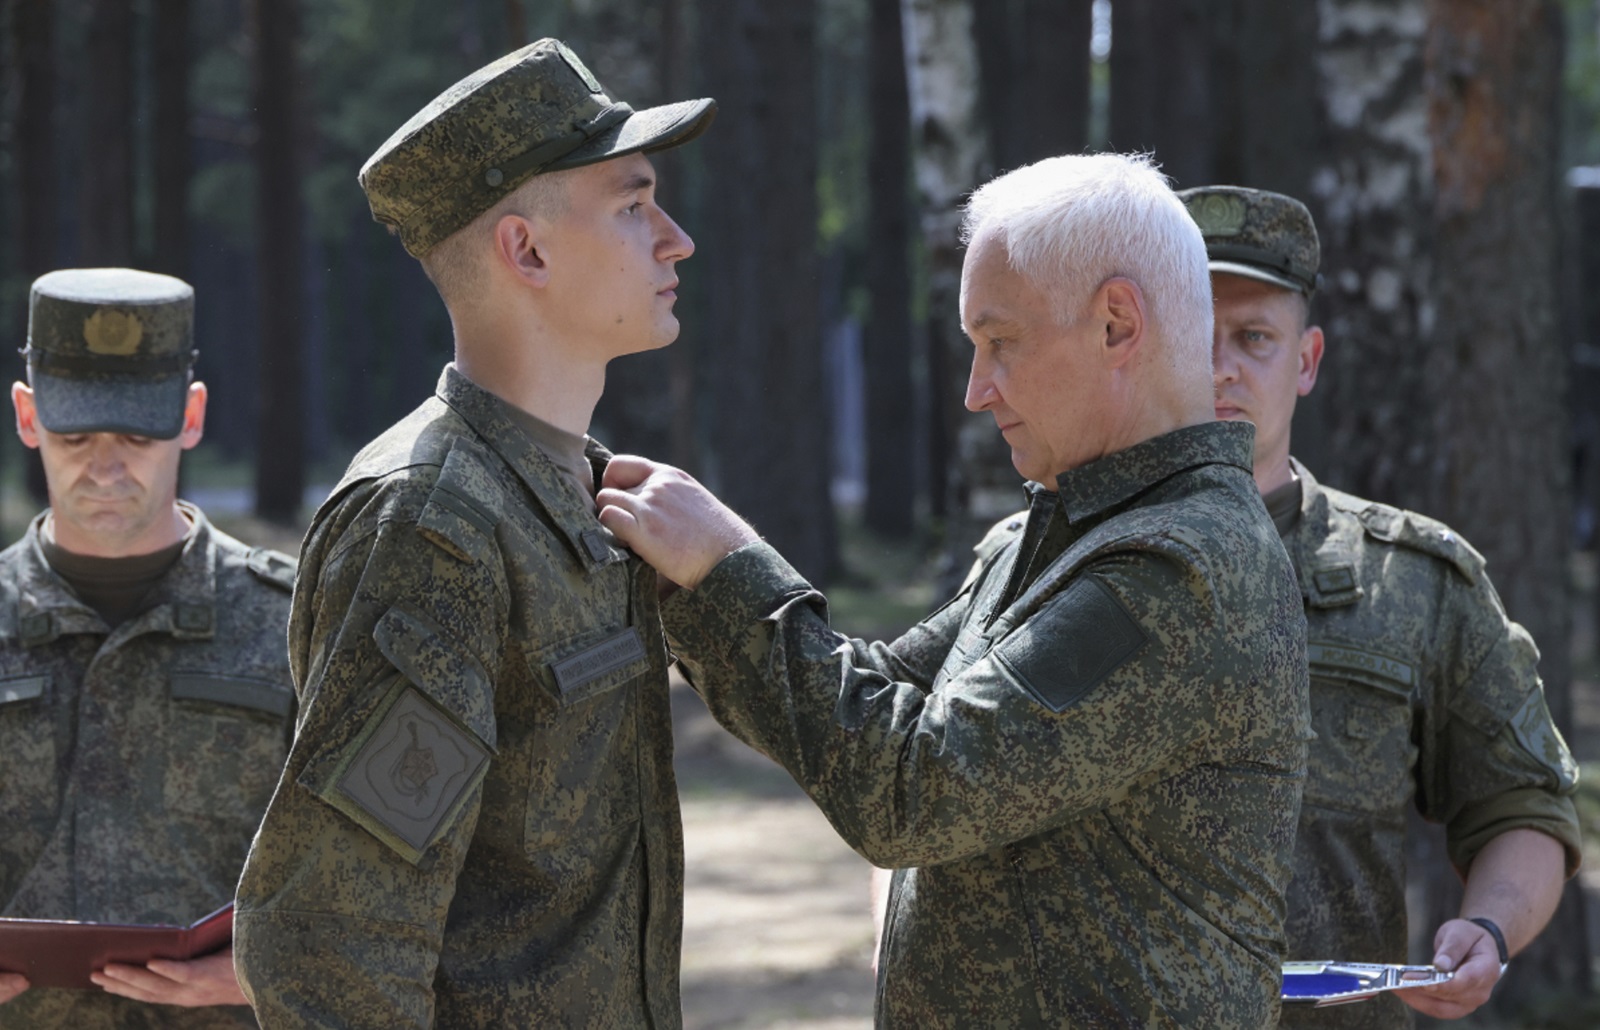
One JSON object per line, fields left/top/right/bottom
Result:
{"left": 673, "top": 678, "right": 878, "bottom": 1030}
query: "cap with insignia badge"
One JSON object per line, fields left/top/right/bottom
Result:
{"left": 360, "top": 38, "right": 718, "bottom": 258}
{"left": 23, "top": 268, "right": 197, "bottom": 439}
{"left": 1176, "top": 185, "right": 1322, "bottom": 297}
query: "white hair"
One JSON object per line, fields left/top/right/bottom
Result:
{"left": 961, "top": 153, "right": 1213, "bottom": 383}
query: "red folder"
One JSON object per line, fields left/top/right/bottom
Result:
{"left": 0, "top": 903, "right": 233, "bottom": 989}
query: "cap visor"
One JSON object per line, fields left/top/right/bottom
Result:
{"left": 1208, "top": 260, "right": 1309, "bottom": 295}
{"left": 550, "top": 98, "right": 717, "bottom": 171}
{"left": 31, "top": 372, "right": 188, "bottom": 439}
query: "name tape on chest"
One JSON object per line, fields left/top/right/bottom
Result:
{"left": 1307, "top": 642, "right": 1415, "bottom": 694}
{"left": 335, "top": 686, "right": 491, "bottom": 854}
{"left": 0, "top": 674, "right": 47, "bottom": 704}
{"left": 548, "top": 627, "right": 647, "bottom": 696}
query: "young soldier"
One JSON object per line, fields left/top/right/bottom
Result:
{"left": 597, "top": 154, "right": 1312, "bottom": 1028}
{"left": 1179, "top": 185, "right": 1581, "bottom": 1027}
{"left": 0, "top": 268, "right": 295, "bottom": 1028}
{"left": 233, "top": 40, "right": 714, "bottom": 1026}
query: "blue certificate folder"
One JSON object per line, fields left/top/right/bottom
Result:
{"left": 1282, "top": 961, "right": 1454, "bottom": 1007}
{"left": 0, "top": 903, "right": 232, "bottom": 990}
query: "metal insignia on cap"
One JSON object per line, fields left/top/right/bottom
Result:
{"left": 1188, "top": 194, "right": 1247, "bottom": 237}
{"left": 82, "top": 309, "right": 144, "bottom": 356}
{"left": 484, "top": 167, "right": 504, "bottom": 187}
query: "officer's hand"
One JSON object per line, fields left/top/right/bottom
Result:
{"left": 598, "top": 456, "right": 759, "bottom": 591}
{"left": 92, "top": 947, "right": 247, "bottom": 1008}
{"left": 0, "top": 972, "right": 27, "bottom": 1004}
{"left": 1398, "top": 919, "right": 1502, "bottom": 1019}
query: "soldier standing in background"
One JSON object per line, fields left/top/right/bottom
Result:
{"left": 597, "top": 154, "right": 1312, "bottom": 1028}
{"left": 1179, "top": 185, "right": 1581, "bottom": 1027}
{"left": 0, "top": 268, "right": 296, "bottom": 1029}
{"left": 233, "top": 39, "right": 714, "bottom": 1026}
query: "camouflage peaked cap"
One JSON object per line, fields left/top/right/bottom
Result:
{"left": 360, "top": 39, "right": 717, "bottom": 258}
{"left": 24, "top": 268, "right": 196, "bottom": 439}
{"left": 1176, "top": 186, "right": 1321, "bottom": 296}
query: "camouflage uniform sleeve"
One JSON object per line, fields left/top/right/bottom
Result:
{"left": 662, "top": 538, "right": 1229, "bottom": 868}
{"left": 1418, "top": 568, "right": 1581, "bottom": 877}
{"left": 235, "top": 482, "right": 507, "bottom": 1028}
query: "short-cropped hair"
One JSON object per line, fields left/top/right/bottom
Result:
{"left": 962, "top": 154, "right": 1213, "bottom": 380}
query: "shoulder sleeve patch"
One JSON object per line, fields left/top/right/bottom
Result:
{"left": 246, "top": 547, "right": 297, "bottom": 592}
{"left": 415, "top": 444, "right": 501, "bottom": 565}
{"left": 993, "top": 575, "right": 1149, "bottom": 713}
{"left": 323, "top": 681, "right": 492, "bottom": 864}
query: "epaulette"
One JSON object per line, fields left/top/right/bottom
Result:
{"left": 973, "top": 510, "right": 1028, "bottom": 566}
{"left": 1353, "top": 501, "right": 1485, "bottom": 585}
{"left": 246, "top": 547, "right": 297, "bottom": 592}
{"left": 415, "top": 441, "right": 501, "bottom": 566}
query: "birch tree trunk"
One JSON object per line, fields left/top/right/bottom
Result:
{"left": 900, "top": 0, "right": 1001, "bottom": 586}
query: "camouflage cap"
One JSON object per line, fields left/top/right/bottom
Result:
{"left": 24, "top": 268, "right": 197, "bottom": 439}
{"left": 360, "top": 39, "right": 717, "bottom": 258}
{"left": 1176, "top": 186, "right": 1321, "bottom": 296}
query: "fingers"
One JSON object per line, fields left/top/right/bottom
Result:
{"left": 1398, "top": 920, "right": 1501, "bottom": 1018}
{"left": 0, "top": 973, "right": 28, "bottom": 1005}
{"left": 596, "top": 498, "right": 641, "bottom": 540}
{"left": 600, "top": 454, "right": 662, "bottom": 492}
{"left": 93, "top": 962, "right": 178, "bottom": 1003}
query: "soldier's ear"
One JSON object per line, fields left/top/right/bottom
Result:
{"left": 1297, "top": 326, "right": 1325, "bottom": 397}
{"left": 11, "top": 382, "right": 40, "bottom": 450}
{"left": 492, "top": 213, "right": 550, "bottom": 289}
{"left": 178, "top": 381, "right": 207, "bottom": 450}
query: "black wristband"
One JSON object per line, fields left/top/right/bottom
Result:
{"left": 1468, "top": 917, "right": 1510, "bottom": 967}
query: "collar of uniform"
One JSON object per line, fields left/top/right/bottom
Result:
{"left": 434, "top": 365, "right": 627, "bottom": 571}
{"left": 1049, "top": 420, "right": 1255, "bottom": 524}
{"left": 13, "top": 500, "right": 217, "bottom": 644}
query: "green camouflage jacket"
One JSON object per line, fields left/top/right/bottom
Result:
{"left": 1279, "top": 461, "right": 1581, "bottom": 1030}
{"left": 234, "top": 365, "right": 682, "bottom": 1028}
{"left": 0, "top": 504, "right": 295, "bottom": 1030}
{"left": 664, "top": 421, "right": 1311, "bottom": 1028}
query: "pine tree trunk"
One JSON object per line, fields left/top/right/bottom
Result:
{"left": 11, "top": 0, "right": 56, "bottom": 505}
{"left": 251, "top": 0, "right": 306, "bottom": 523}
{"left": 863, "top": 0, "right": 915, "bottom": 538}
{"left": 699, "top": 0, "right": 836, "bottom": 583}
{"left": 1108, "top": 0, "right": 1217, "bottom": 187}
{"left": 974, "top": 0, "right": 1091, "bottom": 173}
{"left": 151, "top": 0, "right": 191, "bottom": 279}
{"left": 1315, "top": 0, "right": 1590, "bottom": 1012}
{"left": 79, "top": 0, "right": 134, "bottom": 266}
{"left": 1420, "top": 0, "right": 1589, "bottom": 1013}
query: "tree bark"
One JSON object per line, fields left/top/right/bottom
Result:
{"left": 11, "top": 0, "right": 57, "bottom": 505}
{"left": 1419, "top": 0, "right": 1588, "bottom": 1013}
{"left": 699, "top": 0, "right": 836, "bottom": 583}
{"left": 901, "top": 0, "right": 999, "bottom": 588}
{"left": 974, "top": 0, "right": 1091, "bottom": 173}
{"left": 251, "top": 0, "right": 306, "bottom": 523}
{"left": 1107, "top": 0, "right": 1216, "bottom": 187}
{"left": 79, "top": 0, "right": 134, "bottom": 266}
{"left": 862, "top": 0, "right": 915, "bottom": 538}
{"left": 152, "top": 0, "right": 191, "bottom": 279}
{"left": 1314, "top": 0, "right": 1589, "bottom": 1011}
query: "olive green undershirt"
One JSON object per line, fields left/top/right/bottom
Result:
{"left": 41, "top": 516, "right": 191, "bottom": 627}
{"left": 1262, "top": 475, "right": 1303, "bottom": 537}
{"left": 499, "top": 401, "right": 595, "bottom": 502}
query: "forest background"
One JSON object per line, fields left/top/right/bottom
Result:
{"left": 4, "top": 0, "right": 1600, "bottom": 1025}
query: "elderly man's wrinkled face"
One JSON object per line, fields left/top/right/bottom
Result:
{"left": 960, "top": 234, "right": 1112, "bottom": 485}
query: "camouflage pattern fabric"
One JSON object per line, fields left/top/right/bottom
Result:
{"left": 234, "top": 365, "right": 682, "bottom": 1028}
{"left": 0, "top": 504, "right": 294, "bottom": 1029}
{"left": 1278, "top": 460, "right": 1581, "bottom": 1030}
{"left": 360, "top": 38, "right": 714, "bottom": 258}
{"left": 1176, "top": 185, "right": 1321, "bottom": 297}
{"left": 664, "top": 420, "right": 1312, "bottom": 1028}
